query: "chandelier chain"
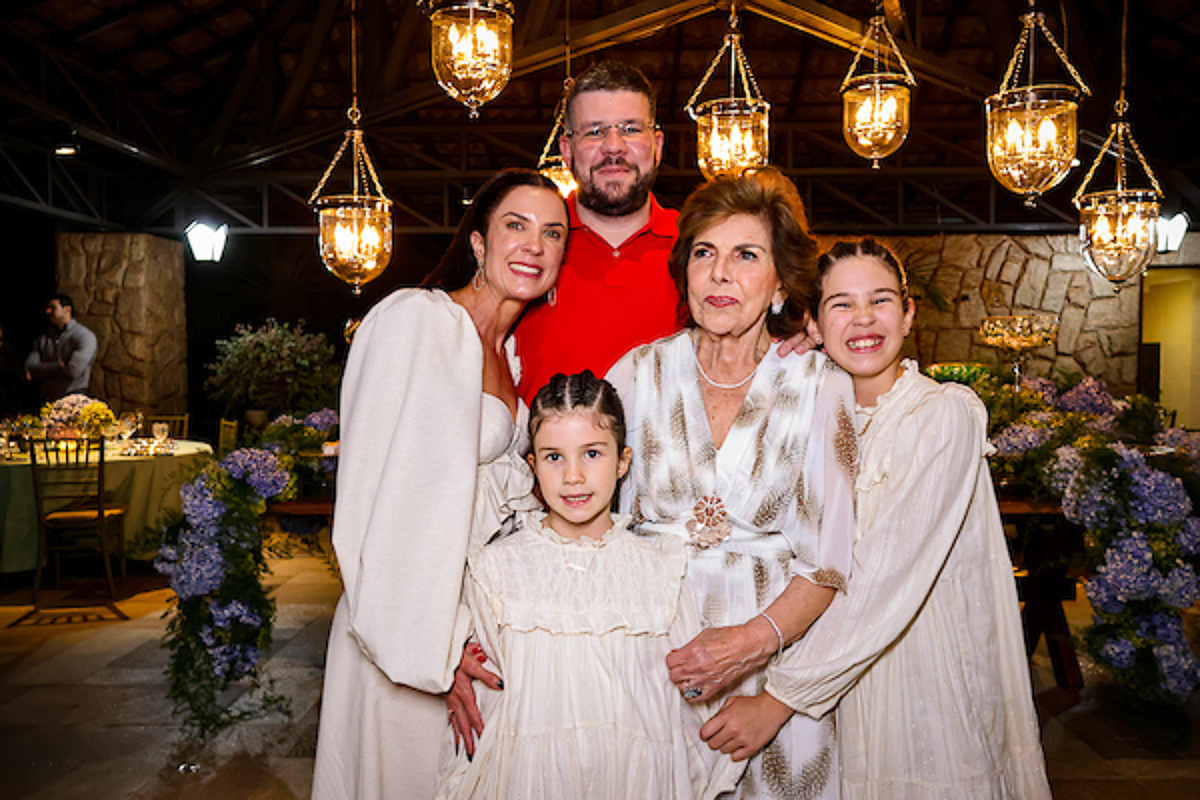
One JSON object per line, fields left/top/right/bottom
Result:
{"left": 841, "top": 15, "right": 915, "bottom": 91}
{"left": 1000, "top": 10, "right": 1091, "bottom": 96}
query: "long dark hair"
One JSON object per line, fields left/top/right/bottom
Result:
{"left": 421, "top": 169, "right": 564, "bottom": 291}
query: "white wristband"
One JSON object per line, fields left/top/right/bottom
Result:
{"left": 759, "top": 611, "right": 785, "bottom": 654}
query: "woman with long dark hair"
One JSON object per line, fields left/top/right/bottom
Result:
{"left": 313, "top": 169, "right": 568, "bottom": 800}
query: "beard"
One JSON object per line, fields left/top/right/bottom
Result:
{"left": 575, "top": 157, "right": 658, "bottom": 217}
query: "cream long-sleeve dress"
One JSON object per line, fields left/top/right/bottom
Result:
{"left": 312, "top": 289, "right": 536, "bottom": 800}
{"left": 765, "top": 361, "right": 1051, "bottom": 799}
{"left": 608, "top": 332, "right": 858, "bottom": 800}
{"left": 435, "top": 512, "right": 744, "bottom": 800}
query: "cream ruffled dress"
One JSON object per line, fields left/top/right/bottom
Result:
{"left": 435, "top": 512, "right": 742, "bottom": 800}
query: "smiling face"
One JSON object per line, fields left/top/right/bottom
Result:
{"left": 527, "top": 409, "right": 632, "bottom": 541}
{"left": 810, "top": 254, "right": 915, "bottom": 406}
{"left": 685, "top": 213, "right": 784, "bottom": 340}
{"left": 470, "top": 185, "right": 567, "bottom": 303}
{"left": 561, "top": 89, "right": 663, "bottom": 217}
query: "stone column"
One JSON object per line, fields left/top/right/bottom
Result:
{"left": 55, "top": 233, "right": 187, "bottom": 414}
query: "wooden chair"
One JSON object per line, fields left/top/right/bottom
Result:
{"left": 218, "top": 418, "right": 239, "bottom": 456}
{"left": 28, "top": 438, "right": 129, "bottom": 608}
{"left": 145, "top": 413, "right": 189, "bottom": 439}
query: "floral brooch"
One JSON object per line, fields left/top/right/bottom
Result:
{"left": 686, "top": 495, "right": 732, "bottom": 549}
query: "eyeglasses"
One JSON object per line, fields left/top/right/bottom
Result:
{"left": 565, "top": 121, "right": 655, "bottom": 142}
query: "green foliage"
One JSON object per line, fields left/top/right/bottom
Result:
{"left": 205, "top": 319, "right": 340, "bottom": 417}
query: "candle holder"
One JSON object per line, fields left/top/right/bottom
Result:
{"left": 980, "top": 315, "right": 1059, "bottom": 392}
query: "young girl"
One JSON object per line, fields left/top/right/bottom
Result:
{"left": 435, "top": 371, "right": 741, "bottom": 800}
{"left": 702, "top": 240, "right": 1051, "bottom": 798}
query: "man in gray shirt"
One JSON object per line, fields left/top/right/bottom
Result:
{"left": 24, "top": 293, "right": 97, "bottom": 400}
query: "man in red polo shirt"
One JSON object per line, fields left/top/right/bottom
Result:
{"left": 514, "top": 61, "right": 682, "bottom": 401}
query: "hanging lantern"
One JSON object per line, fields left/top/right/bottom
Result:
{"left": 686, "top": 3, "right": 770, "bottom": 181}
{"left": 694, "top": 98, "right": 770, "bottom": 181}
{"left": 309, "top": 0, "right": 392, "bottom": 295}
{"left": 985, "top": 6, "right": 1090, "bottom": 207}
{"left": 428, "top": 0, "right": 513, "bottom": 119}
{"left": 1072, "top": 0, "right": 1162, "bottom": 292}
{"left": 840, "top": 14, "right": 916, "bottom": 168}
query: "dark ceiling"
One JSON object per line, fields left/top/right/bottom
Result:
{"left": 1, "top": 0, "right": 1198, "bottom": 238}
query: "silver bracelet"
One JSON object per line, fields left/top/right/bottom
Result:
{"left": 759, "top": 611, "right": 785, "bottom": 654}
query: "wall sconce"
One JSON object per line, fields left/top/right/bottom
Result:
{"left": 185, "top": 222, "right": 228, "bottom": 262}
{"left": 1156, "top": 213, "right": 1189, "bottom": 253}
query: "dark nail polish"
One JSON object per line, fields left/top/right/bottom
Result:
{"left": 466, "top": 751, "right": 473, "bottom": 763}
{"left": 497, "top": 679, "right": 504, "bottom": 690}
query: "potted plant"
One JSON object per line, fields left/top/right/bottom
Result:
{"left": 205, "top": 320, "right": 340, "bottom": 419}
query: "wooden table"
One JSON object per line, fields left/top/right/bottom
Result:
{"left": 999, "top": 496, "right": 1085, "bottom": 690}
{"left": 0, "top": 440, "right": 213, "bottom": 573}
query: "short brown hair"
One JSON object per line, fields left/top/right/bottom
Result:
{"left": 564, "top": 61, "right": 657, "bottom": 129}
{"left": 668, "top": 168, "right": 818, "bottom": 338}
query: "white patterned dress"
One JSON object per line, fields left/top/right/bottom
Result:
{"left": 608, "top": 331, "right": 857, "bottom": 800}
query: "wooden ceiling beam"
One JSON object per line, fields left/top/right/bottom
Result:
{"left": 270, "top": 0, "right": 341, "bottom": 138}
{"left": 744, "top": 0, "right": 996, "bottom": 98}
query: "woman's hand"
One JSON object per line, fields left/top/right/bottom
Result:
{"left": 445, "top": 642, "right": 502, "bottom": 758}
{"left": 666, "top": 619, "right": 776, "bottom": 702}
{"left": 701, "top": 693, "right": 794, "bottom": 762}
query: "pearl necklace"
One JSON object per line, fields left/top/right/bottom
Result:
{"left": 694, "top": 353, "right": 758, "bottom": 390}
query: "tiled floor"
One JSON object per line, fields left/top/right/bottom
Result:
{"left": 1, "top": 543, "right": 1197, "bottom": 799}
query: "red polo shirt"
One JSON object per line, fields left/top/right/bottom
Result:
{"left": 514, "top": 194, "right": 683, "bottom": 402}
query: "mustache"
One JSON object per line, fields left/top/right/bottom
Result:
{"left": 592, "top": 156, "right": 636, "bottom": 173}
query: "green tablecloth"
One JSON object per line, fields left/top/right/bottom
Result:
{"left": 0, "top": 440, "right": 213, "bottom": 573}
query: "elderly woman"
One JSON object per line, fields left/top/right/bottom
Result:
{"left": 313, "top": 169, "right": 568, "bottom": 800}
{"left": 606, "top": 168, "right": 856, "bottom": 800}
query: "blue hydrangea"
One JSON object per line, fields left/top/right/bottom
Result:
{"left": 153, "top": 544, "right": 179, "bottom": 578}
{"left": 1086, "top": 414, "right": 1118, "bottom": 434}
{"left": 991, "top": 423, "right": 1055, "bottom": 455}
{"left": 1128, "top": 466, "right": 1192, "bottom": 527}
{"left": 303, "top": 408, "right": 339, "bottom": 433}
{"left": 270, "top": 414, "right": 297, "bottom": 427}
{"left": 1156, "top": 428, "right": 1200, "bottom": 463}
{"left": 1155, "top": 642, "right": 1200, "bottom": 700}
{"left": 1085, "top": 574, "right": 1124, "bottom": 614}
{"left": 1062, "top": 472, "right": 1120, "bottom": 530}
{"left": 210, "top": 599, "right": 264, "bottom": 629}
{"left": 1179, "top": 517, "right": 1200, "bottom": 556}
{"left": 1099, "top": 533, "right": 1162, "bottom": 602}
{"left": 1044, "top": 446, "right": 1082, "bottom": 495}
{"left": 167, "top": 529, "right": 226, "bottom": 600}
{"left": 1099, "top": 637, "right": 1137, "bottom": 669}
{"left": 1158, "top": 565, "right": 1200, "bottom": 610}
{"left": 1021, "top": 376, "right": 1058, "bottom": 405}
{"left": 1109, "top": 442, "right": 1146, "bottom": 473}
{"left": 1057, "top": 377, "right": 1117, "bottom": 416}
{"left": 181, "top": 475, "right": 226, "bottom": 536}
{"left": 220, "top": 448, "right": 290, "bottom": 500}
{"left": 198, "top": 626, "right": 260, "bottom": 681}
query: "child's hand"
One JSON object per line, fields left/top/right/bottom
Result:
{"left": 700, "top": 693, "right": 793, "bottom": 761}
{"left": 446, "top": 642, "right": 503, "bottom": 758}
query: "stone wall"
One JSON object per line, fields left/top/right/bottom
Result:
{"left": 55, "top": 233, "right": 187, "bottom": 414}
{"left": 850, "top": 233, "right": 1141, "bottom": 398}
